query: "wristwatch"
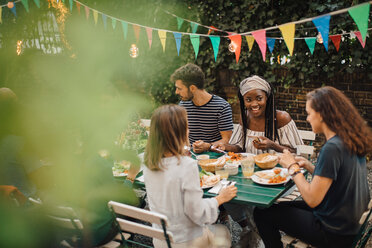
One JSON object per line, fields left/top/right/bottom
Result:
{"left": 288, "top": 163, "right": 301, "bottom": 178}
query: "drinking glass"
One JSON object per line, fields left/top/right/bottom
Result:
{"left": 241, "top": 155, "right": 255, "bottom": 178}
{"left": 215, "top": 165, "right": 229, "bottom": 179}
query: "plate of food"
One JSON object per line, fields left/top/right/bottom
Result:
{"left": 225, "top": 152, "right": 255, "bottom": 166}
{"left": 199, "top": 170, "right": 221, "bottom": 189}
{"left": 251, "top": 168, "right": 290, "bottom": 185}
{"left": 112, "top": 160, "right": 131, "bottom": 177}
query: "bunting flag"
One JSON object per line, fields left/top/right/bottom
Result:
{"left": 305, "top": 37, "right": 316, "bottom": 55}
{"left": 133, "top": 25, "right": 141, "bottom": 43}
{"left": 252, "top": 30, "right": 267, "bottom": 61}
{"left": 348, "top": 3, "right": 370, "bottom": 42}
{"left": 229, "top": 35, "right": 242, "bottom": 63}
{"left": 330, "top": 35, "right": 341, "bottom": 51}
{"left": 146, "top": 27, "right": 153, "bottom": 48}
{"left": 158, "top": 30, "right": 167, "bottom": 52}
{"left": 312, "top": 15, "right": 331, "bottom": 51}
{"left": 173, "top": 32, "right": 182, "bottom": 56}
{"left": 207, "top": 26, "right": 218, "bottom": 35}
{"left": 76, "top": 2, "right": 81, "bottom": 14}
{"left": 209, "top": 36, "right": 220, "bottom": 62}
{"left": 176, "top": 17, "right": 184, "bottom": 30}
{"left": 190, "top": 22, "right": 198, "bottom": 33}
{"left": 33, "top": 0, "right": 40, "bottom": 8}
{"left": 0, "top": 7, "right": 2, "bottom": 24}
{"left": 69, "top": 0, "right": 72, "bottom": 11}
{"left": 111, "top": 18, "right": 116, "bottom": 29}
{"left": 279, "top": 23, "right": 295, "bottom": 55}
{"left": 354, "top": 31, "right": 366, "bottom": 48}
{"left": 84, "top": 6, "right": 89, "bottom": 19}
{"left": 10, "top": 4, "right": 16, "bottom": 17}
{"left": 93, "top": 10, "right": 98, "bottom": 25}
{"left": 266, "top": 38, "right": 276, "bottom": 53}
{"left": 190, "top": 34, "right": 200, "bottom": 59}
{"left": 21, "top": 0, "right": 29, "bottom": 12}
{"left": 121, "top": 21, "right": 128, "bottom": 40}
{"left": 245, "top": 35, "right": 255, "bottom": 51}
{"left": 102, "top": 14, "right": 107, "bottom": 30}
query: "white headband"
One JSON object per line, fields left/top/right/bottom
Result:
{"left": 240, "top": 76, "right": 271, "bottom": 96}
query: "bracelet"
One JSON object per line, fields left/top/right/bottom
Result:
{"left": 126, "top": 176, "right": 135, "bottom": 183}
{"left": 291, "top": 171, "right": 302, "bottom": 178}
{"left": 207, "top": 143, "right": 212, "bottom": 151}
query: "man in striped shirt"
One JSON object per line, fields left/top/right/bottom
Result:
{"left": 171, "top": 63, "right": 233, "bottom": 153}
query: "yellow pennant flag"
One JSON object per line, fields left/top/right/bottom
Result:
{"left": 158, "top": 30, "right": 167, "bottom": 52}
{"left": 93, "top": 10, "right": 98, "bottom": 25}
{"left": 279, "top": 23, "right": 295, "bottom": 56}
{"left": 0, "top": 7, "right": 2, "bottom": 24}
{"left": 245, "top": 35, "right": 255, "bottom": 51}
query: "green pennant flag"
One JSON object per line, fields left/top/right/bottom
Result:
{"left": 190, "top": 23, "right": 198, "bottom": 33}
{"left": 348, "top": 3, "right": 370, "bottom": 42}
{"left": 121, "top": 21, "right": 128, "bottom": 40}
{"left": 21, "top": 0, "right": 29, "bottom": 12}
{"left": 176, "top": 17, "right": 184, "bottom": 30}
{"left": 33, "top": 0, "right": 40, "bottom": 8}
{"left": 209, "top": 36, "right": 220, "bottom": 62}
{"left": 305, "top": 37, "right": 316, "bottom": 55}
{"left": 69, "top": 0, "right": 73, "bottom": 11}
{"left": 111, "top": 18, "right": 117, "bottom": 30}
{"left": 190, "top": 34, "right": 200, "bottom": 59}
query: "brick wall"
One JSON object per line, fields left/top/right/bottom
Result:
{"left": 217, "top": 70, "right": 372, "bottom": 153}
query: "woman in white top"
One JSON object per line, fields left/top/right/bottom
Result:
{"left": 143, "top": 104, "right": 237, "bottom": 248}
{"left": 217, "top": 75, "right": 303, "bottom": 154}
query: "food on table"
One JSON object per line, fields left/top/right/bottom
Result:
{"left": 255, "top": 170, "right": 276, "bottom": 179}
{"left": 253, "top": 168, "right": 289, "bottom": 184}
{"left": 199, "top": 169, "right": 221, "bottom": 187}
{"left": 112, "top": 160, "right": 131, "bottom": 177}
{"left": 268, "top": 175, "right": 287, "bottom": 184}
{"left": 273, "top": 168, "right": 282, "bottom": 174}
{"left": 196, "top": 154, "right": 210, "bottom": 161}
{"left": 227, "top": 152, "right": 243, "bottom": 161}
{"left": 198, "top": 156, "right": 226, "bottom": 173}
{"left": 254, "top": 153, "right": 278, "bottom": 169}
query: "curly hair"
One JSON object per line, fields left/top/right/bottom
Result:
{"left": 307, "top": 86, "right": 372, "bottom": 156}
{"left": 170, "top": 63, "right": 205, "bottom": 89}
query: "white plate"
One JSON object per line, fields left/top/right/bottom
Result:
{"left": 225, "top": 153, "right": 255, "bottom": 165}
{"left": 251, "top": 168, "right": 290, "bottom": 185}
{"left": 200, "top": 176, "right": 221, "bottom": 189}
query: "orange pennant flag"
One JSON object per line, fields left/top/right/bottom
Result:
{"left": 279, "top": 23, "right": 295, "bottom": 56}
{"left": 133, "top": 25, "right": 141, "bottom": 43}
{"left": 228, "top": 35, "right": 242, "bottom": 63}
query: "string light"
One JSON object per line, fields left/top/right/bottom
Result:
{"left": 48, "top": 0, "right": 71, "bottom": 50}
{"left": 129, "top": 44, "right": 139, "bottom": 58}
{"left": 228, "top": 42, "right": 237, "bottom": 53}
{"left": 16, "top": 40, "right": 23, "bottom": 55}
{"left": 316, "top": 33, "right": 323, "bottom": 44}
{"left": 7, "top": 2, "right": 14, "bottom": 9}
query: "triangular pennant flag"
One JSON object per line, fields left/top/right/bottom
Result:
{"left": 245, "top": 35, "right": 255, "bottom": 51}
{"left": 84, "top": 6, "right": 89, "bottom": 20}
{"left": 133, "top": 25, "right": 141, "bottom": 43}
{"left": 190, "top": 34, "right": 200, "bottom": 59}
{"left": 305, "top": 37, "right": 316, "bottom": 55}
{"left": 69, "top": 0, "right": 72, "bottom": 11}
{"left": 209, "top": 36, "right": 220, "bottom": 61}
{"left": 329, "top": 35, "right": 341, "bottom": 52}
{"left": 111, "top": 18, "right": 116, "bottom": 29}
{"left": 121, "top": 21, "right": 128, "bottom": 40}
{"left": 354, "top": 31, "right": 366, "bottom": 48}
{"left": 228, "top": 35, "right": 242, "bottom": 63}
{"left": 158, "top": 30, "right": 167, "bottom": 52}
{"left": 76, "top": 2, "right": 81, "bottom": 14}
{"left": 10, "top": 4, "right": 16, "bottom": 17}
{"left": 312, "top": 15, "right": 331, "bottom": 51}
{"left": 348, "top": 3, "right": 370, "bottom": 42}
{"left": 279, "top": 23, "right": 295, "bottom": 55}
{"left": 173, "top": 33, "right": 182, "bottom": 56}
{"left": 33, "top": 0, "right": 40, "bottom": 8}
{"left": 21, "top": 0, "right": 29, "bottom": 12}
{"left": 176, "top": 17, "right": 184, "bottom": 30}
{"left": 93, "top": 10, "right": 98, "bottom": 25}
{"left": 252, "top": 30, "right": 267, "bottom": 61}
{"left": 0, "top": 7, "right": 2, "bottom": 24}
{"left": 190, "top": 22, "right": 198, "bottom": 33}
{"left": 146, "top": 27, "right": 153, "bottom": 48}
{"left": 266, "top": 38, "right": 276, "bottom": 53}
{"left": 207, "top": 26, "right": 218, "bottom": 35}
{"left": 102, "top": 14, "right": 107, "bottom": 30}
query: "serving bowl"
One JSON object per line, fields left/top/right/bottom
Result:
{"left": 199, "top": 158, "right": 225, "bottom": 173}
{"left": 254, "top": 153, "right": 278, "bottom": 169}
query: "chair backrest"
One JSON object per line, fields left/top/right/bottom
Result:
{"left": 297, "top": 130, "right": 316, "bottom": 159}
{"left": 108, "top": 201, "right": 174, "bottom": 247}
{"left": 352, "top": 199, "right": 372, "bottom": 248}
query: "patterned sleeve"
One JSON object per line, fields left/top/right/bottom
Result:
{"left": 277, "top": 120, "right": 304, "bottom": 148}
{"left": 218, "top": 102, "right": 234, "bottom": 131}
{"left": 229, "top": 124, "right": 244, "bottom": 149}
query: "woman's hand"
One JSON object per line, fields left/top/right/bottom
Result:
{"left": 216, "top": 185, "right": 237, "bottom": 205}
{"left": 127, "top": 163, "right": 141, "bottom": 180}
{"left": 294, "top": 156, "right": 315, "bottom": 173}
{"left": 278, "top": 149, "right": 297, "bottom": 168}
{"left": 252, "top": 136, "right": 275, "bottom": 150}
{"left": 192, "top": 140, "right": 210, "bottom": 153}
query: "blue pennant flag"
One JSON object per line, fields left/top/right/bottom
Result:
{"left": 173, "top": 32, "right": 182, "bottom": 56}
{"left": 266, "top": 38, "right": 276, "bottom": 53}
{"left": 102, "top": 14, "right": 107, "bottom": 30}
{"left": 312, "top": 15, "right": 331, "bottom": 51}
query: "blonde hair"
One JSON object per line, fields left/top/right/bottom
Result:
{"left": 144, "top": 104, "right": 189, "bottom": 170}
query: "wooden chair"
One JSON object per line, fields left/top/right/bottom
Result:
{"left": 108, "top": 200, "right": 174, "bottom": 248}
{"left": 281, "top": 199, "right": 372, "bottom": 248}
{"left": 297, "top": 130, "right": 316, "bottom": 160}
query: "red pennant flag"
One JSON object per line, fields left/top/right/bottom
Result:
{"left": 207, "top": 26, "right": 218, "bottom": 35}
{"left": 76, "top": 2, "right": 81, "bottom": 14}
{"left": 84, "top": 6, "right": 90, "bottom": 20}
{"left": 252, "top": 30, "right": 267, "bottom": 61}
{"left": 228, "top": 35, "right": 242, "bottom": 63}
{"left": 133, "top": 25, "right": 141, "bottom": 43}
{"left": 354, "top": 31, "right": 366, "bottom": 48}
{"left": 146, "top": 27, "right": 153, "bottom": 48}
{"left": 329, "top": 35, "right": 341, "bottom": 52}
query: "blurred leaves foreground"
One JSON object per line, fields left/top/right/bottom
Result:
{"left": 0, "top": 51, "right": 151, "bottom": 246}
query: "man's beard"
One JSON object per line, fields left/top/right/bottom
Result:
{"left": 182, "top": 90, "right": 194, "bottom": 101}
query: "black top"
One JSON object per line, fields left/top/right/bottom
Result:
{"left": 313, "top": 135, "right": 370, "bottom": 235}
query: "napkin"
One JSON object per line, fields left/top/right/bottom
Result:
{"left": 208, "top": 181, "right": 236, "bottom": 194}
{"left": 135, "top": 175, "right": 145, "bottom": 183}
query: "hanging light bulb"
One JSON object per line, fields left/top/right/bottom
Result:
{"left": 316, "top": 32, "right": 323, "bottom": 44}
{"left": 228, "top": 41, "right": 237, "bottom": 53}
{"left": 7, "top": 2, "right": 14, "bottom": 8}
{"left": 129, "top": 44, "right": 139, "bottom": 58}
{"left": 16, "top": 40, "right": 23, "bottom": 55}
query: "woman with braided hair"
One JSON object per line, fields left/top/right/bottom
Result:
{"left": 217, "top": 75, "right": 303, "bottom": 154}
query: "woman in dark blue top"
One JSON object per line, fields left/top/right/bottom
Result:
{"left": 254, "top": 86, "right": 372, "bottom": 248}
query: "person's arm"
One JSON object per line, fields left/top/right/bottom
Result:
{"left": 254, "top": 136, "right": 296, "bottom": 153}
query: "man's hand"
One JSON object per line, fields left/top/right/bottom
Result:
{"left": 192, "top": 140, "right": 211, "bottom": 153}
